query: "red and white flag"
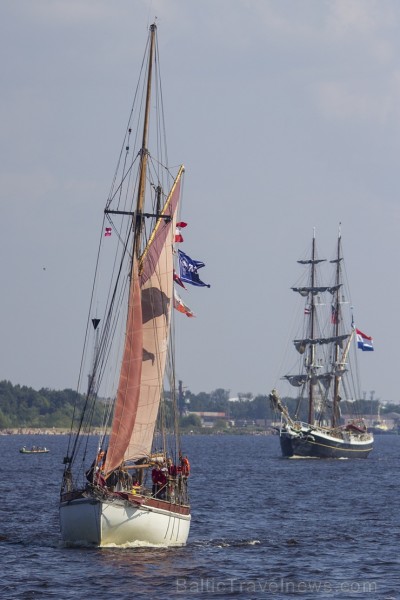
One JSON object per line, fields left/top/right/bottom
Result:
{"left": 174, "top": 221, "right": 187, "bottom": 243}
{"left": 173, "top": 289, "right": 195, "bottom": 318}
{"left": 175, "top": 228, "right": 184, "bottom": 243}
{"left": 173, "top": 270, "right": 186, "bottom": 289}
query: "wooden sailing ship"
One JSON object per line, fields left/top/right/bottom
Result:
{"left": 270, "top": 229, "right": 374, "bottom": 458}
{"left": 60, "top": 24, "right": 195, "bottom": 546}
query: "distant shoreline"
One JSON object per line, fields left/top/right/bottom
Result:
{"left": 0, "top": 428, "right": 102, "bottom": 435}
{"left": 0, "top": 427, "right": 274, "bottom": 436}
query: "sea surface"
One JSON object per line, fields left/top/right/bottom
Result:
{"left": 0, "top": 433, "right": 399, "bottom": 599}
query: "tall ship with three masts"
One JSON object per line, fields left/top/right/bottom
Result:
{"left": 270, "top": 229, "right": 374, "bottom": 459}
{"left": 60, "top": 24, "right": 199, "bottom": 546}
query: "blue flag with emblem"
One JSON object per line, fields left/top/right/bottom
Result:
{"left": 178, "top": 250, "right": 210, "bottom": 288}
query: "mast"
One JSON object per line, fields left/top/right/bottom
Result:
{"left": 102, "top": 23, "right": 157, "bottom": 474}
{"left": 331, "top": 228, "right": 342, "bottom": 427}
{"left": 308, "top": 231, "right": 316, "bottom": 424}
{"left": 135, "top": 23, "right": 157, "bottom": 257}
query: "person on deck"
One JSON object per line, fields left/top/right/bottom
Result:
{"left": 180, "top": 454, "right": 190, "bottom": 478}
{"left": 167, "top": 458, "right": 177, "bottom": 477}
{"left": 152, "top": 464, "right": 161, "bottom": 497}
{"left": 158, "top": 466, "right": 168, "bottom": 500}
{"left": 167, "top": 458, "right": 177, "bottom": 501}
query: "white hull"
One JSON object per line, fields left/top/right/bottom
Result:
{"left": 60, "top": 495, "right": 191, "bottom": 547}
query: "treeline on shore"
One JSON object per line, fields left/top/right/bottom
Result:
{"left": 180, "top": 388, "right": 390, "bottom": 430}
{"left": 0, "top": 380, "right": 104, "bottom": 429}
{"left": 0, "top": 380, "right": 392, "bottom": 431}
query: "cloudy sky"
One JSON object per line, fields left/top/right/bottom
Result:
{"left": 1, "top": 0, "right": 399, "bottom": 403}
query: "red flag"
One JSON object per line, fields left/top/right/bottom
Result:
{"left": 104, "top": 227, "right": 112, "bottom": 237}
{"left": 176, "top": 221, "right": 187, "bottom": 228}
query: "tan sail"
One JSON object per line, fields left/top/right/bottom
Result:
{"left": 104, "top": 169, "right": 183, "bottom": 471}
{"left": 125, "top": 170, "right": 182, "bottom": 461}
{"left": 104, "top": 256, "right": 143, "bottom": 474}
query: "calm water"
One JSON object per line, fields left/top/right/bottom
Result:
{"left": 0, "top": 433, "right": 399, "bottom": 599}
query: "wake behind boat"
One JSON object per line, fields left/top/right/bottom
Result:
{"left": 270, "top": 228, "right": 374, "bottom": 459}
{"left": 60, "top": 23, "right": 208, "bottom": 547}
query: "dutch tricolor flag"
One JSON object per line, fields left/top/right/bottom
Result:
{"left": 356, "top": 329, "right": 374, "bottom": 351}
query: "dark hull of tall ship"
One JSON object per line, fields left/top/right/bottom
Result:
{"left": 279, "top": 428, "right": 374, "bottom": 459}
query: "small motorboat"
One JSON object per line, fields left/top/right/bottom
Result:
{"left": 20, "top": 446, "right": 49, "bottom": 454}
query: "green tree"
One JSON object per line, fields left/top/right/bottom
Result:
{"left": 180, "top": 414, "right": 202, "bottom": 429}
{"left": 213, "top": 419, "right": 228, "bottom": 430}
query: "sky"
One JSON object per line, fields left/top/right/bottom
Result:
{"left": 1, "top": 0, "right": 400, "bottom": 403}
